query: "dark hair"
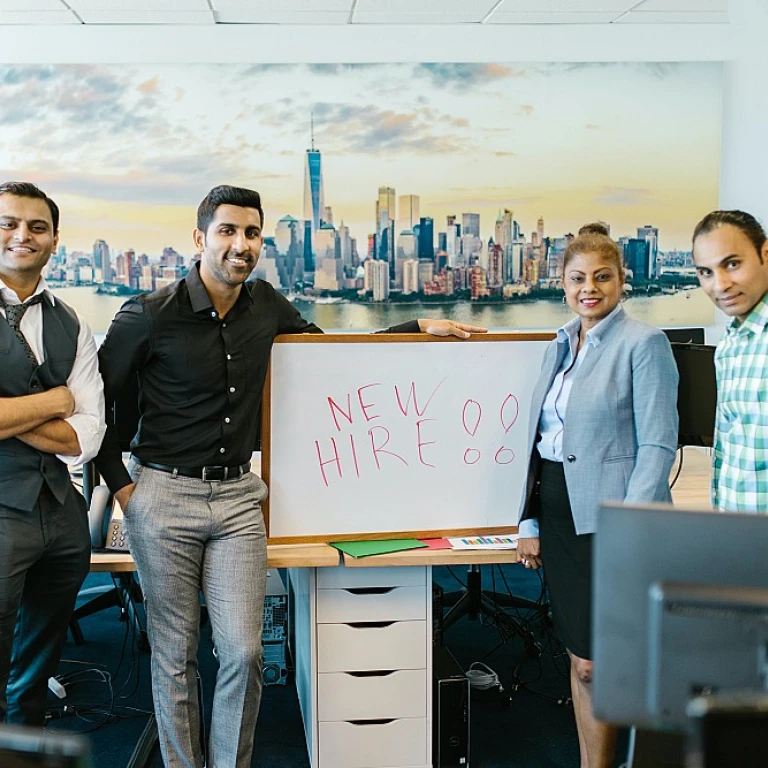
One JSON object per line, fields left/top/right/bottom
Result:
{"left": 578, "top": 221, "right": 610, "bottom": 237}
{"left": 692, "top": 210, "right": 767, "bottom": 261}
{"left": 197, "top": 185, "right": 264, "bottom": 234}
{"left": 0, "top": 181, "right": 59, "bottom": 233}
{"left": 564, "top": 233, "right": 623, "bottom": 274}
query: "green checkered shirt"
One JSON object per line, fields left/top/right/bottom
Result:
{"left": 713, "top": 292, "right": 768, "bottom": 512}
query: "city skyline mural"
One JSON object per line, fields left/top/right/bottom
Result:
{"left": 0, "top": 61, "right": 723, "bottom": 330}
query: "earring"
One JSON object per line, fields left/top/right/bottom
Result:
{"left": 562, "top": 295, "right": 567, "bottom": 304}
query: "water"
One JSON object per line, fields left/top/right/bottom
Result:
{"left": 48, "top": 285, "right": 714, "bottom": 335}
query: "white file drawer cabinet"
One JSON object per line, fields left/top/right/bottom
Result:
{"left": 290, "top": 565, "right": 432, "bottom": 768}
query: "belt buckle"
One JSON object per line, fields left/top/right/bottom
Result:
{"left": 202, "top": 465, "right": 230, "bottom": 481}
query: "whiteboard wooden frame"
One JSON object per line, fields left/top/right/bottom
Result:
{"left": 262, "top": 332, "right": 554, "bottom": 544}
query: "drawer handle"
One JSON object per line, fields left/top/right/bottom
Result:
{"left": 343, "top": 587, "right": 395, "bottom": 595}
{"left": 345, "top": 621, "right": 395, "bottom": 629}
{"left": 345, "top": 670, "right": 397, "bottom": 678}
{"left": 347, "top": 719, "right": 396, "bottom": 726}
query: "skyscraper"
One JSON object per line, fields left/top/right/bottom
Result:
{"left": 372, "top": 259, "right": 390, "bottom": 301}
{"left": 303, "top": 114, "right": 325, "bottom": 272}
{"left": 397, "top": 194, "right": 420, "bottom": 234}
{"left": 462, "top": 213, "right": 480, "bottom": 238}
{"left": 446, "top": 215, "right": 461, "bottom": 268}
{"left": 418, "top": 217, "right": 434, "bottom": 260}
{"left": 376, "top": 186, "right": 396, "bottom": 279}
{"left": 637, "top": 225, "right": 659, "bottom": 278}
{"left": 625, "top": 238, "right": 651, "bottom": 281}
{"left": 93, "top": 239, "right": 110, "bottom": 282}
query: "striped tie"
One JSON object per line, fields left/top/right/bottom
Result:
{"left": 0, "top": 293, "right": 44, "bottom": 367}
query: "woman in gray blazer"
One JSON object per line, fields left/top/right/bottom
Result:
{"left": 517, "top": 227, "right": 679, "bottom": 768}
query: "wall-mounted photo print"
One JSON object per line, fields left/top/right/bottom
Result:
{"left": 0, "top": 61, "right": 722, "bottom": 332}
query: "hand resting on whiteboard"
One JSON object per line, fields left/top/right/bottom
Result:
{"left": 517, "top": 536, "right": 541, "bottom": 569}
{"left": 416, "top": 319, "right": 487, "bottom": 339}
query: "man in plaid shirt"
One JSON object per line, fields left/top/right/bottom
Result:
{"left": 692, "top": 210, "right": 768, "bottom": 512}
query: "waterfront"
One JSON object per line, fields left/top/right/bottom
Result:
{"left": 49, "top": 284, "right": 714, "bottom": 335}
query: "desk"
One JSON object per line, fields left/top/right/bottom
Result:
{"left": 342, "top": 547, "right": 518, "bottom": 567}
{"left": 90, "top": 543, "right": 340, "bottom": 572}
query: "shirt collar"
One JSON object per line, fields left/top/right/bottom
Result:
{"left": 726, "top": 291, "right": 768, "bottom": 336}
{"left": 185, "top": 261, "right": 254, "bottom": 315}
{"left": 0, "top": 274, "right": 54, "bottom": 306}
{"left": 556, "top": 303, "right": 625, "bottom": 348}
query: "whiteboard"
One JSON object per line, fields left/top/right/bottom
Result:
{"left": 263, "top": 333, "right": 552, "bottom": 543}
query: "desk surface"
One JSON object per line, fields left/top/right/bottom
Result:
{"left": 92, "top": 447, "right": 711, "bottom": 573}
{"left": 341, "top": 547, "right": 520, "bottom": 567}
{"left": 90, "top": 543, "right": 340, "bottom": 572}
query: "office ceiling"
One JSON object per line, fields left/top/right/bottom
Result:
{"left": 0, "top": 1, "right": 729, "bottom": 26}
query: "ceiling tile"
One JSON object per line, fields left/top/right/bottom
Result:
{"left": 496, "top": 0, "right": 636, "bottom": 10}
{"left": 0, "top": 10, "right": 79, "bottom": 22}
{"left": 0, "top": 0, "right": 64, "bottom": 9}
{"left": 215, "top": 10, "right": 350, "bottom": 23}
{"left": 634, "top": 0, "right": 727, "bottom": 9}
{"left": 75, "top": 10, "right": 215, "bottom": 23}
{"left": 69, "top": 0, "right": 210, "bottom": 8}
{"left": 353, "top": 11, "right": 489, "bottom": 23}
{"left": 617, "top": 10, "right": 728, "bottom": 22}
{"left": 356, "top": 0, "right": 497, "bottom": 11}
{"left": 489, "top": 11, "right": 624, "bottom": 23}
{"left": 212, "top": 0, "right": 353, "bottom": 9}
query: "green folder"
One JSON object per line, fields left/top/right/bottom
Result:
{"left": 331, "top": 539, "right": 428, "bottom": 559}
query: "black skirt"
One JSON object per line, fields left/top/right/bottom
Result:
{"left": 536, "top": 459, "right": 594, "bottom": 661}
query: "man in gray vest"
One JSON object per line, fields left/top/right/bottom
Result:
{"left": 0, "top": 181, "right": 106, "bottom": 725}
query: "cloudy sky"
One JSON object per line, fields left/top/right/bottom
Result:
{"left": 0, "top": 61, "right": 721, "bottom": 256}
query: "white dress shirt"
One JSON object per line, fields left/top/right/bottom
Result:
{"left": 0, "top": 276, "right": 106, "bottom": 465}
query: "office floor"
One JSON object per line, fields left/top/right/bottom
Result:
{"left": 46, "top": 447, "right": 710, "bottom": 767}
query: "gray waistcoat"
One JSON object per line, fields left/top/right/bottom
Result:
{"left": 0, "top": 296, "right": 79, "bottom": 511}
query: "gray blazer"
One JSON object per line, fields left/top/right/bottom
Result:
{"left": 518, "top": 308, "right": 679, "bottom": 535}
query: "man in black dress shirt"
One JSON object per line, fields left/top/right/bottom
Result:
{"left": 96, "top": 185, "right": 482, "bottom": 768}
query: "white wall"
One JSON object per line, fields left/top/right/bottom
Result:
{"left": 2, "top": 0, "right": 766, "bottom": 338}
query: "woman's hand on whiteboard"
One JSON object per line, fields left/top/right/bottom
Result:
{"left": 517, "top": 537, "right": 542, "bottom": 569}
{"left": 417, "top": 319, "right": 488, "bottom": 339}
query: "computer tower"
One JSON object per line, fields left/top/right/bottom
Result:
{"left": 433, "top": 582, "right": 445, "bottom": 646}
{"left": 262, "top": 570, "right": 289, "bottom": 686}
{"left": 263, "top": 569, "right": 288, "bottom": 642}
{"left": 433, "top": 644, "right": 470, "bottom": 767}
{"left": 263, "top": 639, "right": 288, "bottom": 686}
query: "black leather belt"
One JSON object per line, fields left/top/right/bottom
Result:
{"left": 140, "top": 460, "right": 250, "bottom": 481}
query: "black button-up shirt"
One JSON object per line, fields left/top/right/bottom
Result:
{"left": 96, "top": 263, "right": 418, "bottom": 492}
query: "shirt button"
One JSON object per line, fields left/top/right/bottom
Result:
{"left": 229, "top": 386, "right": 235, "bottom": 393}
{"left": 211, "top": 311, "right": 217, "bottom": 318}
{"left": 567, "top": 455, "right": 576, "bottom": 463}
{"left": 223, "top": 323, "right": 227, "bottom": 328}
{"left": 225, "top": 417, "right": 231, "bottom": 424}
{"left": 226, "top": 354, "right": 232, "bottom": 360}
{"left": 220, "top": 447, "right": 226, "bottom": 454}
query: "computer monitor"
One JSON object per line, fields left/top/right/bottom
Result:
{"left": 663, "top": 328, "right": 706, "bottom": 345}
{"left": 0, "top": 725, "right": 90, "bottom": 768}
{"left": 670, "top": 343, "right": 717, "bottom": 447}
{"left": 592, "top": 504, "right": 768, "bottom": 730}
